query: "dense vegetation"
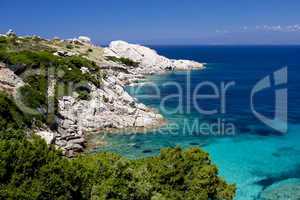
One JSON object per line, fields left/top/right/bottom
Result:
{"left": 105, "top": 56, "right": 140, "bottom": 68}
{"left": 0, "top": 35, "right": 236, "bottom": 199}
{"left": 0, "top": 92, "right": 32, "bottom": 140}
{"left": 0, "top": 132, "right": 236, "bottom": 200}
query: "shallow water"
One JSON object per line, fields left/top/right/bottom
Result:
{"left": 90, "top": 46, "right": 300, "bottom": 199}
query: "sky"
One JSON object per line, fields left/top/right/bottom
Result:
{"left": 1, "top": 0, "right": 300, "bottom": 45}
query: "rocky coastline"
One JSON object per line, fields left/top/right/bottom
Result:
{"left": 0, "top": 31, "right": 205, "bottom": 156}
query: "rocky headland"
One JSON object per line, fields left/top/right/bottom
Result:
{"left": 0, "top": 31, "right": 204, "bottom": 156}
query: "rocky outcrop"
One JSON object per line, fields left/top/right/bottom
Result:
{"left": 78, "top": 36, "right": 91, "bottom": 44}
{"left": 0, "top": 63, "right": 24, "bottom": 95}
{"left": 65, "top": 42, "right": 204, "bottom": 154}
{"left": 35, "top": 130, "right": 56, "bottom": 145}
{"left": 57, "top": 76, "right": 164, "bottom": 130}
{"left": 6, "top": 29, "right": 16, "bottom": 37}
{"left": 55, "top": 75, "right": 164, "bottom": 156}
{"left": 104, "top": 40, "right": 204, "bottom": 73}
{"left": 53, "top": 50, "right": 78, "bottom": 57}
{"left": 260, "top": 178, "right": 300, "bottom": 200}
{"left": 68, "top": 36, "right": 92, "bottom": 46}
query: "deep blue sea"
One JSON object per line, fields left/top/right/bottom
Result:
{"left": 91, "top": 46, "right": 300, "bottom": 199}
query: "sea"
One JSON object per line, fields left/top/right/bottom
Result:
{"left": 90, "top": 45, "right": 300, "bottom": 199}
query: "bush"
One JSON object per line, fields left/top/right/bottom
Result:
{"left": 57, "top": 56, "right": 103, "bottom": 87}
{"left": 0, "top": 50, "right": 58, "bottom": 71}
{"left": 77, "top": 90, "right": 90, "bottom": 101}
{"left": 0, "top": 36, "right": 8, "bottom": 46}
{"left": 19, "top": 86, "right": 46, "bottom": 116}
{"left": 0, "top": 92, "right": 31, "bottom": 132}
{"left": 0, "top": 38, "right": 103, "bottom": 87}
{"left": 106, "top": 56, "right": 140, "bottom": 67}
{"left": 0, "top": 139, "right": 236, "bottom": 200}
{"left": 89, "top": 147, "right": 236, "bottom": 200}
{"left": 66, "top": 44, "right": 74, "bottom": 49}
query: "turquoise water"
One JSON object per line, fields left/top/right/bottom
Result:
{"left": 91, "top": 46, "right": 300, "bottom": 199}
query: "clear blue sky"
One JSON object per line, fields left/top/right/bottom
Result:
{"left": 1, "top": 0, "right": 300, "bottom": 45}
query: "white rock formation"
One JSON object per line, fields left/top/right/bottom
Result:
{"left": 172, "top": 59, "right": 204, "bottom": 70}
{"left": 55, "top": 76, "right": 164, "bottom": 155}
{"left": 35, "top": 131, "right": 56, "bottom": 145}
{"left": 57, "top": 76, "right": 164, "bottom": 132}
{"left": 53, "top": 50, "right": 78, "bottom": 57}
{"left": 78, "top": 36, "right": 91, "bottom": 44}
{"left": 104, "top": 40, "right": 204, "bottom": 73}
{"left": 6, "top": 29, "right": 16, "bottom": 37}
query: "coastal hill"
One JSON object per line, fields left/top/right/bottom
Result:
{"left": 0, "top": 30, "right": 204, "bottom": 156}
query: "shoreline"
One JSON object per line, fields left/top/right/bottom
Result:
{"left": 0, "top": 33, "right": 205, "bottom": 157}
{"left": 83, "top": 68, "right": 207, "bottom": 153}
{"left": 47, "top": 39, "right": 205, "bottom": 157}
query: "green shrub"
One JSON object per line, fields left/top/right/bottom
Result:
{"left": 0, "top": 137, "right": 236, "bottom": 200}
{"left": 66, "top": 44, "right": 74, "bottom": 49}
{"left": 0, "top": 50, "right": 58, "bottom": 71}
{"left": 0, "top": 36, "right": 8, "bottom": 45}
{"left": 105, "top": 56, "right": 140, "bottom": 67}
{"left": 19, "top": 85, "right": 46, "bottom": 110}
{"left": 90, "top": 147, "right": 236, "bottom": 200}
{"left": 0, "top": 38, "right": 103, "bottom": 87}
{"left": 103, "top": 96, "right": 109, "bottom": 103}
{"left": 0, "top": 92, "right": 31, "bottom": 133}
{"left": 77, "top": 90, "right": 90, "bottom": 101}
{"left": 57, "top": 56, "right": 103, "bottom": 87}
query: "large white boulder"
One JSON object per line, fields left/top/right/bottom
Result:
{"left": 6, "top": 29, "right": 16, "bottom": 37}
{"left": 35, "top": 131, "right": 56, "bottom": 144}
{"left": 78, "top": 36, "right": 91, "bottom": 44}
{"left": 172, "top": 59, "right": 204, "bottom": 70}
{"left": 104, "top": 40, "right": 204, "bottom": 73}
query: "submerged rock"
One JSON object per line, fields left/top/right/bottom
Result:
{"left": 260, "top": 178, "right": 300, "bottom": 200}
{"left": 142, "top": 149, "right": 152, "bottom": 153}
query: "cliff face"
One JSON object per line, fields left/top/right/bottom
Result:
{"left": 0, "top": 33, "right": 204, "bottom": 156}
